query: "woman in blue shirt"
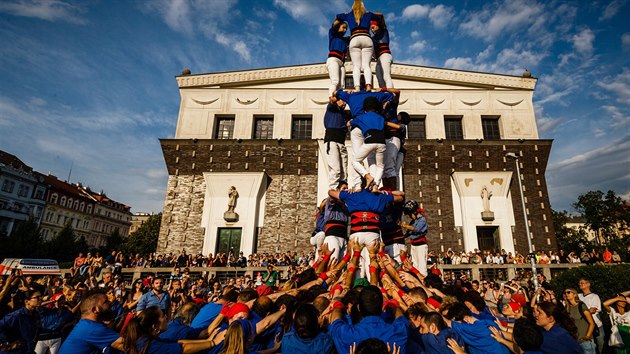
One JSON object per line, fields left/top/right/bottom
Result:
{"left": 327, "top": 20, "right": 349, "bottom": 97}
{"left": 122, "top": 306, "right": 221, "bottom": 354}
{"left": 336, "top": 0, "right": 379, "bottom": 91}
{"left": 534, "top": 301, "right": 582, "bottom": 354}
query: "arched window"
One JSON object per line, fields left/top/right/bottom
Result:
{"left": 80, "top": 202, "right": 85, "bottom": 212}
{"left": 73, "top": 200, "right": 79, "bottom": 210}
{"left": 51, "top": 193, "right": 58, "bottom": 204}
{"left": 60, "top": 196, "right": 66, "bottom": 206}
{"left": 66, "top": 198, "right": 73, "bottom": 208}
{"left": 86, "top": 205, "right": 93, "bottom": 213}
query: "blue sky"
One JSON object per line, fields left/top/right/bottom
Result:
{"left": 0, "top": 0, "right": 628, "bottom": 213}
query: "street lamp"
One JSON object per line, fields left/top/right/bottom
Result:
{"left": 506, "top": 152, "right": 539, "bottom": 289}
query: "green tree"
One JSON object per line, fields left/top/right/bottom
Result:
{"left": 123, "top": 213, "right": 161, "bottom": 256}
{"left": 573, "top": 190, "right": 629, "bottom": 244}
{"left": 1, "top": 219, "right": 44, "bottom": 259}
{"left": 44, "top": 223, "right": 78, "bottom": 262}
{"left": 551, "top": 209, "right": 594, "bottom": 255}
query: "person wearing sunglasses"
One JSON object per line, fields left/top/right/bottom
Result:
{"left": 0, "top": 290, "right": 43, "bottom": 353}
{"left": 564, "top": 288, "right": 597, "bottom": 354}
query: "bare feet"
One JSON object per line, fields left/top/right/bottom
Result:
{"left": 364, "top": 174, "right": 374, "bottom": 190}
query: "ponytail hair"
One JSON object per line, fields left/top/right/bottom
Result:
{"left": 219, "top": 321, "right": 245, "bottom": 354}
{"left": 122, "top": 306, "right": 162, "bottom": 354}
{"left": 538, "top": 301, "right": 578, "bottom": 339}
{"left": 352, "top": 0, "right": 366, "bottom": 25}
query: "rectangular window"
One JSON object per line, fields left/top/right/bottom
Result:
{"left": 291, "top": 115, "right": 312, "bottom": 139}
{"left": 444, "top": 116, "right": 463, "bottom": 140}
{"left": 17, "top": 185, "right": 29, "bottom": 197}
{"left": 34, "top": 187, "right": 45, "bottom": 200}
{"left": 1, "top": 180, "right": 15, "bottom": 193}
{"left": 407, "top": 115, "right": 426, "bottom": 140}
{"left": 214, "top": 115, "right": 235, "bottom": 139}
{"left": 482, "top": 116, "right": 501, "bottom": 140}
{"left": 344, "top": 77, "right": 355, "bottom": 90}
{"left": 253, "top": 115, "right": 274, "bottom": 139}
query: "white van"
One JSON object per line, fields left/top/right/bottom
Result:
{"left": 0, "top": 258, "right": 61, "bottom": 276}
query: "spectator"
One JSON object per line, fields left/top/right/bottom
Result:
{"left": 136, "top": 277, "right": 170, "bottom": 314}
{"left": 534, "top": 301, "right": 582, "bottom": 354}
{"left": 564, "top": 288, "right": 596, "bottom": 354}
{"left": 578, "top": 277, "right": 604, "bottom": 353}
{"left": 0, "top": 290, "right": 42, "bottom": 354}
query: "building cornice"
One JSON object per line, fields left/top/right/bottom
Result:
{"left": 176, "top": 63, "right": 537, "bottom": 91}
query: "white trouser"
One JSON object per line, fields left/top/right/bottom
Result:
{"left": 349, "top": 35, "right": 374, "bottom": 89}
{"left": 384, "top": 243, "right": 406, "bottom": 263}
{"left": 383, "top": 136, "right": 401, "bottom": 178}
{"left": 326, "top": 57, "right": 346, "bottom": 97}
{"left": 323, "top": 236, "right": 347, "bottom": 262}
{"left": 395, "top": 150, "right": 405, "bottom": 189}
{"left": 352, "top": 136, "right": 385, "bottom": 187}
{"left": 349, "top": 231, "right": 381, "bottom": 281}
{"left": 350, "top": 128, "right": 364, "bottom": 189}
{"left": 310, "top": 231, "right": 325, "bottom": 262}
{"left": 375, "top": 53, "right": 394, "bottom": 88}
{"left": 35, "top": 338, "right": 62, "bottom": 354}
{"left": 410, "top": 244, "right": 428, "bottom": 276}
{"left": 325, "top": 141, "right": 348, "bottom": 190}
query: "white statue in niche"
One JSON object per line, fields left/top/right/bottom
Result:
{"left": 481, "top": 185, "right": 492, "bottom": 212}
{"left": 224, "top": 186, "right": 239, "bottom": 222}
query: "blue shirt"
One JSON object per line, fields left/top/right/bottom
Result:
{"left": 350, "top": 111, "right": 385, "bottom": 136}
{"left": 0, "top": 307, "right": 39, "bottom": 354}
{"left": 159, "top": 318, "right": 202, "bottom": 342}
{"left": 191, "top": 302, "right": 222, "bottom": 329}
{"left": 421, "top": 329, "right": 465, "bottom": 354}
{"left": 451, "top": 319, "right": 510, "bottom": 354}
{"left": 135, "top": 337, "right": 182, "bottom": 354}
{"left": 335, "top": 12, "right": 379, "bottom": 32}
{"left": 59, "top": 319, "right": 120, "bottom": 354}
{"left": 339, "top": 189, "right": 394, "bottom": 214}
{"left": 137, "top": 290, "right": 170, "bottom": 311}
{"left": 540, "top": 324, "right": 582, "bottom": 354}
{"left": 324, "top": 103, "right": 349, "bottom": 131}
{"left": 282, "top": 329, "right": 336, "bottom": 354}
{"left": 38, "top": 307, "right": 74, "bottom": 337}
{"left": 328, "top": 26, "right": 349, "bottom": 54}
{"left": 335, "top": 90, "right": 394, "bottom": 118}
{"left": 329, "top": 315, "right": 408, "bottom": 354}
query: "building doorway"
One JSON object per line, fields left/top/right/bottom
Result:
{"left": 476, "top": 226, "right": 500, "bottom": 253}
{"left": 216, "top": 228, "right": 242, "bottom": 255}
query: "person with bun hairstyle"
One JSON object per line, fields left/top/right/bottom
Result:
{"left": 534, "top": 301, "right": 582, "bottom": 354}
{"left": 336, "top": 0, "right": 380, "bottom": 91}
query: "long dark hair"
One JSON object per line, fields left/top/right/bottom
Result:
{"left": 122, "top": 306, "right": 162, "bottom": 354}
{"left": 538, "top": 301, "right": 578, "bottom": 339}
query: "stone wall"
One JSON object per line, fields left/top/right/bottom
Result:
{"left": 158, "top": 139, "right": 555, "bottom": 256}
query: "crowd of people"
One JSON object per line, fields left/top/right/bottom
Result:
{"left": 2, "top": 241, "right": 629, "bottom": 354}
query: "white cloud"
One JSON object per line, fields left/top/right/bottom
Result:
{"left": 597, "top": 69, "right": 630, "bottom": 104}
{"left": 143, "top": 0, "right": 258, "bottom": 63}
{"left": 409, "top": 40, "right": 428, "bottom": 52}
{"left": 593, "top": 129, "right": 606, "bottom": 138}
{"left": 410, "top": 31, "right": 420, "bottom": 39}
{"left": 600, "top": 0, "right": 627, "bottom": 20}
{"left": 459, "top": 0, "right": 545, "bottom": 41}
{"left": 427, "top": 5, "right": 454, "bottom": 28}
{"left": 401, "top": 3, "right": 454, "bottom": 28}
{"left": 0, "top": 0, "right": 86, "bottom": 24}
{"left": 273, "top": 0, "right": 346, "bottom": 27}
{"left": 572, "top": 28, "right": 595, "bottom": 56}
{"left": 401, "top": 4, "right": 430, "bottom": 19}
{"left": 602, "top": 105, "right": 629, "bottom": 129}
